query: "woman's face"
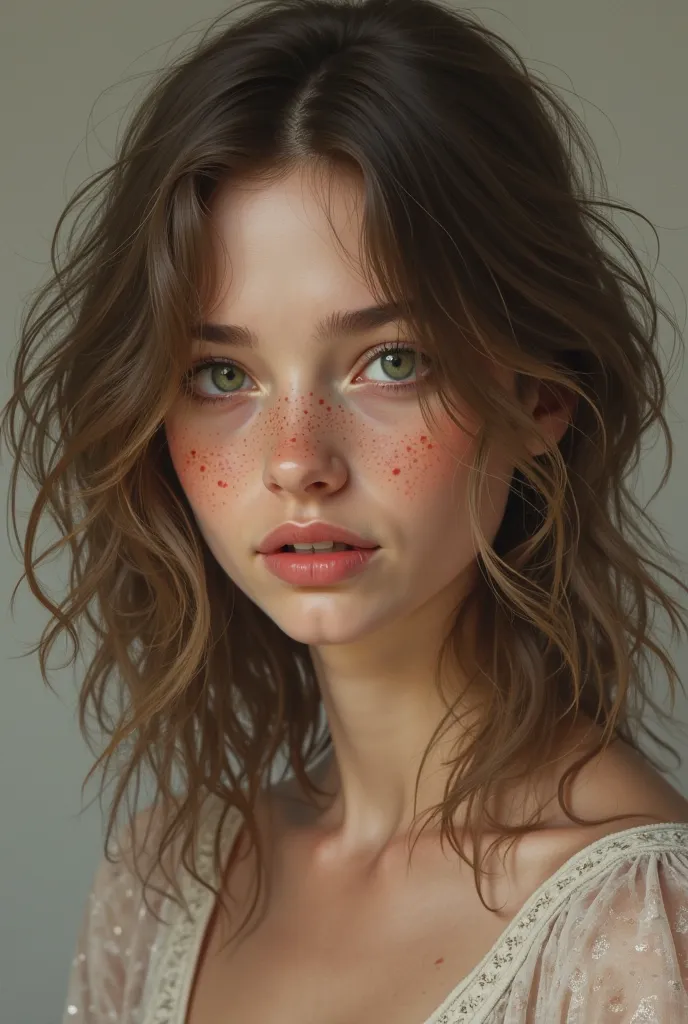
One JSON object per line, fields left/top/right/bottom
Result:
{"left": 164, "top": 167, "right": 515, "bottom": 646}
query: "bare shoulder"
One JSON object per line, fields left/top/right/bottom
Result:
{"left": 524, "top": 722, "right": 688, "bottom": 885}
{"left": 559, "top": 724, "right": 688, "bottom": 825}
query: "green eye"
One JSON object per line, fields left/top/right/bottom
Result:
{"left": 379, "top": 349, "right": 416, "bottom": 381}
{"left": 208, "top": 363, "right": 245, "bottom": 392}
{"left": 186, "top": 360, "right": 248, "bottom": 401}
{"left": 362, "top": 344, "right": 430, "bottom": 386}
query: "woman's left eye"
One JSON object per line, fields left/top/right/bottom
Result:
{"left": 359, "top": 343, "right": 431, "bottom": 387}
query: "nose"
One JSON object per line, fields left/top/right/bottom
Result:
{"left": 263, "top": 439, "right": 348, "bottom": 499}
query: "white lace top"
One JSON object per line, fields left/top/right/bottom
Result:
{"left": 62, "top": 795, "right": 688, "bottom": 1023}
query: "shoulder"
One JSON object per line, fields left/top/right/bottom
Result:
{"left": 510, "top": 733, "right": 688, "bottom": 1020}
{"left": 83, "top": 803, "right": 182, "bottom": 939}
{"left": 527, "top": 819, "right": 688, "bottom": 1021}
{"left": 507, "top": 721, "right": 688, "bottom": 903}
{"left": 515, "top": 827, "right": 688, "bottom": 1022}
{"left": 64, "top": 805, "right": 174, "bottom": 1024}
{"left": 83, "top": 797, "right": 229, "bottom": 941}
{"left": 569, "top": 726, "right": 688, "bottom": 824}
{"left": 537, "top": 721, "right": 687, "bottom": 841}
{"left": 64, "top": 798, "right": 232, "bottom": 1023}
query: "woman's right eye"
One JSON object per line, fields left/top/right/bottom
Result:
{"left": 186, "top": 359, "right": 252, "bottom": 403}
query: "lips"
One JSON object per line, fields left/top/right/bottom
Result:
{"left": 256, "top": 521, "right": 379, "bottom": 555}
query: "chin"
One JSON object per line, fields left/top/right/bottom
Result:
{"left": 264, "top": 598, "right": 388, "bottom": 647}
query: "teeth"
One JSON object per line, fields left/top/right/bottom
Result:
{"left": 290, "top": 541, "right": 352, "bottom": 552}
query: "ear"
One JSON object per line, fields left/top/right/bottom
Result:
{"left": 525, "top": 379, "right": 578, "bottom": 457}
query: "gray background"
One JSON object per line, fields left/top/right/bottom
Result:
{"left": 1, "top": 2, "right": 687, "bottom": 1022}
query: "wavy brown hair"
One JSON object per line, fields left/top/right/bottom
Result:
{"left": 3, "top": 0, "right": 687, "bottom": 938}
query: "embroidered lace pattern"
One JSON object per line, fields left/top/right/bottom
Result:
{"left": 63, "top": 800, "right": 688, "bottom": 1024}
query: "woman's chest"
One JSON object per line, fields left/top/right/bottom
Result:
{"left": 183, "top": 840, "right": 531, "bottom": 1024}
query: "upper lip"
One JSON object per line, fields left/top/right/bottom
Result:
{"left": 257, "top": 521, "right": 380, "bottom": 554}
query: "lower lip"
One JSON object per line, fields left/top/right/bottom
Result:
{"left": 260, "top": 547, "right": 380, "bottom": 585}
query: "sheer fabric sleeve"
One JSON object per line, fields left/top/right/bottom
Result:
{"left": 62, "top": 811, "right": 171, "bottom": 1024}
{"left": 518, "top": 847, "right": 688, "bottom": 1023}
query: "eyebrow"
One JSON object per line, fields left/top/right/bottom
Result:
{"left": 192, "top": 300, "right": 411, "bottom": 347}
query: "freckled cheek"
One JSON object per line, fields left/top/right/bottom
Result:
{"left": 164, "top": 418, "right": 250, "bottom": 507}
{"left": 356, "top": 419, "right": 475, "bottom": 500}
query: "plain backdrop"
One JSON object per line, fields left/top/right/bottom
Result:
{"left": 1, "top": 2, "right": 687, "bottom": 1022}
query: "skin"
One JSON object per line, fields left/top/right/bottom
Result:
{"left": 164, "top": 164, "right": 576, "bottom": 866}
{"left": 168, "top": 165, "right": 688, "bottom": 1024}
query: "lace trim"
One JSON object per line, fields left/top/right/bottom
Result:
{"left": 143, "top": 812, "right": 688, "bottom": 1024}
{"left": 143, "top": 798, "right": 241, "bottom": 1024}
{"left": 428, "top": 823, "right": 688, "bottom": 1024}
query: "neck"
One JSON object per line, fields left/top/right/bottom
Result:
{"left": 285, "top": 584, "right": 491, "bottom": 861}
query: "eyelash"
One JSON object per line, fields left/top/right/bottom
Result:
{"left": 185, "top": 341, "right": 431, "bottom": 407}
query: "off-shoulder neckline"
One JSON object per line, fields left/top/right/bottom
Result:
{"left": 422, "top": 818, "right": 688, "bottom": 1023}
{"left": 146, "top": 807, "right": 688, "bottom": 1024}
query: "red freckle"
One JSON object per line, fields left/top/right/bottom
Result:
{"left": 284, "top": 397, "right": 288, "bottom": 402}
{"left": 309, "top": 392, "right": 313, "bottom": 396}
{"left": 420, "top": 435, "right": 427, "bottom": 442}
{"left": 319, "top": 398, "right": 325, "bottom": 404}
{"left": 392, "top": 467, "right": 401, "bottom": 475}
{"left": 290, "top": 436, "right": 297, "bottom": 442}
{"left": 434, "top": 957, "right": 444, "bottom": 966}
{"left": 217, "top": 480, "right": 228, "bottom": 488}
{"left": 326, "top": 406, "right": 332, "bottom": 411}
{"left": 303, "top": 410, "right": 309, "bottom": 415}
{"left": 427, "top": 443, "right": 433, "bottom": 449}
{"left": 200, "top": 465, "right": 206, "bottom": 471}
{"left": 190, "top": 449, "right": 196, "bottom": 456}
{"left": 406, "top": 446, "right": 412, "bottom": 452}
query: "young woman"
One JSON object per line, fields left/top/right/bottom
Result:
{"left": 4, "top": 0, "right": 688, "bottom": 1020}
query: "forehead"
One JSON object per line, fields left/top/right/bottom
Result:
{"left": 209, "top": 165, "right": 364, "bottom": 256}
{"left": 202, "top": 168, "right": 386, "bottom": 331}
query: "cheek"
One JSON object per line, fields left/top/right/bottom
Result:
{"left": 164, "top": 415, "right": 249, "bottom": 513}
{"left": 355, "top": 416, "right": 475, "bottom": 501}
